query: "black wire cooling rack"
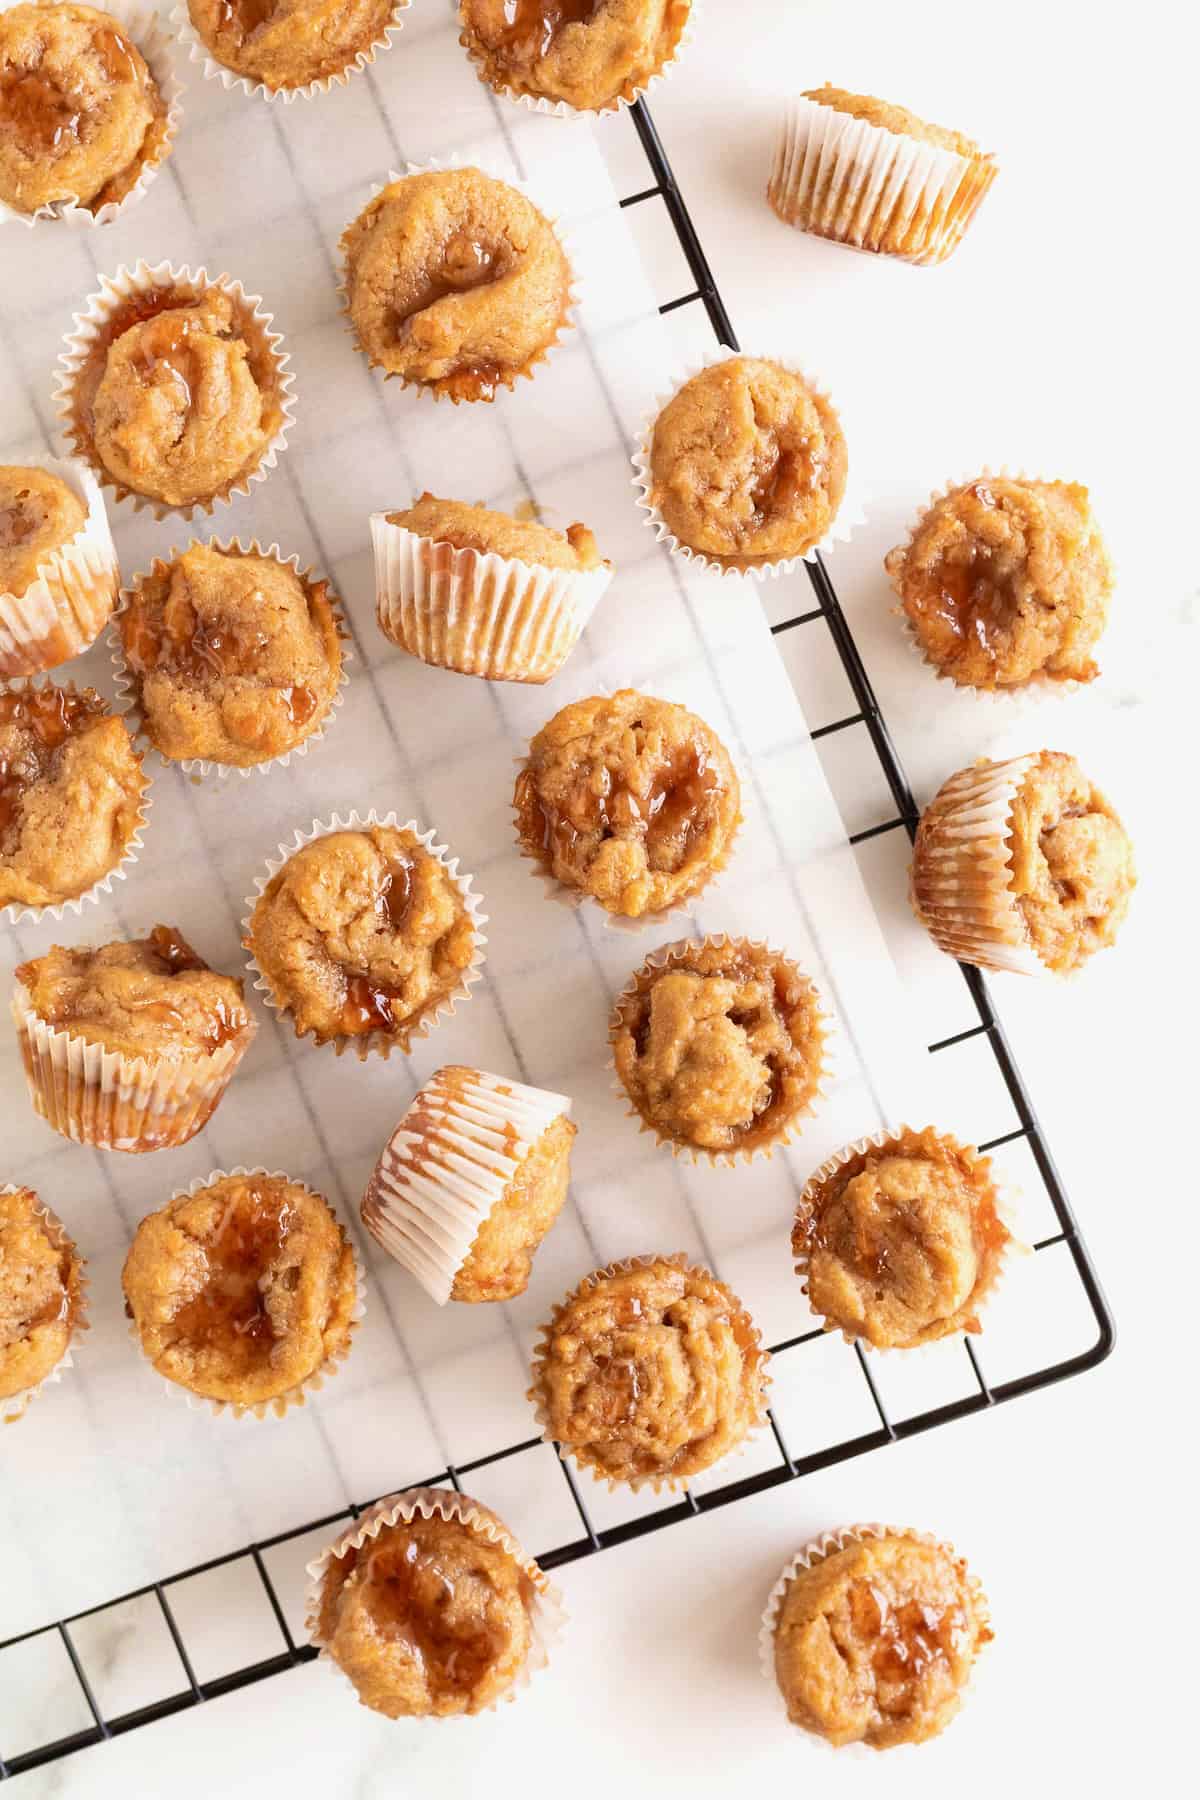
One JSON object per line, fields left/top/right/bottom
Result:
{"left": 0, "top": 97, "right": 1114, "bottom": 1781}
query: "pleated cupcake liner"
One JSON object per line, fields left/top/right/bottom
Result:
{"left": 241, "top": 809, "right": 488, "bottom": 1060}
{"left": 528, "top": 1250, "right": 772, "bottom": 1494}
{"left": 607, "top": 933, "right": 830, "bottom": 1165}
{"left": 631, "top": 344, "right": 865, "bottom": 580}
{"left": 0, "top": 1186, "right": 90, "bottom": 1425}
{"left": 362, "top": 1067, "right": 573, "bottom": 1304}
{"left": 370, "top": 512, "right": 612, "bottom": 684}
{"left": 304, "top": 1485, "right": 566, "bottom": 1714}
{"left": 108, "top": 536, "right": 352, "bottom": 779}
{"left": 169, "top": 0, "right": 409, "bottom": 104}
{"left": 55, "top": 259, "right": 295, "bottom": 521}
{"left": 0, "top": 455, "right": 121, "bottom": 680}
{"left": 766, "top": 96, "right": 998, "bottom": 267}
{"left": 0, "top": 2, "right": 183, "bottom": 230}
{"left": 0, "top": 676, "right": 151, "bottom": 926}
{"left": 457, "top": 0, "right": 697, "bottom": 119}
{"left": 123, "top": 1166, "right": 365, "bottom": 1420}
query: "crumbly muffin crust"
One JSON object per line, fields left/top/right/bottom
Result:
{"left": 0, "top": 1187, "right": 83, "bottom": 1402}
{"left": 341, "top": 167, "right": 572, "bottom": 402}
{"left": 0, "top": 466, "right": 87, "bottom": 596}
{"left": 802, "top": 84, "right": 985, "bottom": 161}
{"left": 452, "top": 1110, "right": 575, "bottom": 1301}
{"left": 514, "top": 689, "right": 740, "bottom": 918}
{"left": 186, "top": 0, "right": 396, "bottom": 93}
{"left": 1007, "top": 751, "right": 1134, "bottom": 970}
{"left": 386, "top": 493, "right": 604, "bottom": 572}
{"left": 459, "top": 0, "right": 691, "bottom": 112}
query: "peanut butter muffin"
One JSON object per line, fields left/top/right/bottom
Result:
{"left": 386, "top": 494, "right": 603, "bottom": 572}
{"left": 792, "top": 1127, "right": 1010, "bottom": 1348}
{"left": 0, "top": 1186, "right": 85, "bottom": 1414}
{"left": 514, "top": 690, "right": 740, "bottom": 919}
{"left": 118, "top": 542, "right": 343, "bottom": 769}
{"left": 645, "top": 356, "right": 848, "bottom": 569}
{"left": 885, "top": 477, "right": 1112, "bottom": 690}
{"left": 185, "top": 0, "right": 398, "bottom": 93}
{"left": 911, "top": 751, "right": 1135, "bottom": 975}
{"left": 341, "top": 167, "right": 573, "bottom": 402}
{"left": 767, "top": 1527, "right": 991, "bottom": 1749}
{"left": 531, "top": 1254, "right": 769, "bottom": 1487}
{"left": 0, "top": 683, "right": 146, "bottom": 912}
{"left": 0, "top": 466, "right": 86, "bottom": 596}
{"left": 122, "top": 1172, "right": 359, "bottom": 1414}
{"left": 246, "top": 823, "right": 481, "bottom": 1053}
{"left": 0, "top": 3, "right": 168, "bottom": 215}
{"left": 459, "top": 0, "right": 691, "bottom": 113}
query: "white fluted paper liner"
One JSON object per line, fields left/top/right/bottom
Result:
{"left": 340, "top": 158, "right": 580, "bottom": 403}
{"left": 304, "top": 1486, "right": 566, "bottom": 1713}
{"left": 108, "top": 537, "right": 351, "bottom": 779}
{"left": 631, "top": 345, "right": 865, "bottom": 580}
{"left": 363, "top": 1068, "right": 572, "bottom": 1304}
{"left": 767, "top": 97, "right": 998, "bottom": 267}
{"left": 0, "top": 455, "right": 120, "bottom": 679}
{"left": 608, "top": 934, "right": 830, "bottom": 1166}
{"left": 123, "top": 1167, "right": 365, "bottom": 1420}
{"left": 529, "top": 1251, "right": 771, "bottom": 1493}
{"left": 456, "top": 0, "right": 697, "bottom": 119}
{"left": 0, "top": 677, "right": 151, "bottom": 926}
{"left": 370, "top": 513, "right": 611, "bottom": 684}
{"left": 55, "top": 259, "right": 295, "bottom": 521}
{"left": 0, "top": 2, "right": 183, "bottom": 230}
{"left": 241, "top": 809, "right": 488, "bottom": 1060}
{"left": 169, "top": 0, "right": 409, "bottom": 104}
{"left": 0, "top": 1186, "right": 89, "bottom": 1424}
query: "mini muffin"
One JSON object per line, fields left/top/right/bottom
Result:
{"left": 530, "top": 1253, "right": 769, "bottom": 1488}
{"left": 611, "top": 936, "right": 826, "bottom": 1159}
{"left": 514, "top": 689, "right": 741, "bottom": 919}
{"left": 885, "top": 477, "right": 1113, "bottom": 690}
{"left": 459, "top": 0, "right": 692, "bottom": 113}
{"left": 0, "top": 1185, "right": 86, "bottom": 1418}
{"left": 117, "top": 541, "right": 344, "bottom": 770}
{"left": 123, "top": 1171, "right": 359, "bottom": 1415}
{"left": 0, "top": 460, "right": 119, "bottom": 679}
{"left": 793, "top": 1127, "right": 1010, "bottom": 1348}
{"left": 362, "top": 1066, "right": 576, "bottom": 1303}
{"left": 768, "top": 85, "right": 998, "bottom": 266}
{"left": 309, "top": 1489, "right": 561, "bottom": 1717}
{"left": 185, "top": 0, "right": 400, "bottom": 94}
{"left": 0, "top": 3, "right": 169, "bottom": 216}
{"left": 245, "top": 821, "right": 483, "bottom": 1055}
{"left": 0, "top": 682, "right": 147, "bottom": 913}
{"left": 0, "top": 466, "right": 85, "bottom": 595}
{"left": 341, "top": 167, "right": 573, "bottom": 402}
{"left": 910, "top": 751, "right": 1135, "bottom": 975}
{"left": 643, "top": 356, "right": 848, "bottom": 570}
{"left": 766, "top": 1526, "right": 991, "bottom": 1749}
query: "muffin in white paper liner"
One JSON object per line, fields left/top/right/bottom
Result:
{"left": 631, "top": 345, "right": 865, "bottom": 580}
{"left": 0, "top": 2, "right": 184, "bottom": 231}
{"left": 362, "top": 1067, "right": 573, "bottom": 1304}
{"left": 304, "top": 1485, "right": 566, "bottom": 1715}
{"left": 0, "top": 455, "right": 120, "bottom": 679}
{"left": 767, "top": 95, "right": 998, "bottom": 267}
{"left": 169, "top": 0, "right": 409, "bottom": 104}
{"left": 123, "top": 1167, "right": 365, "bottom": 1421}
{"left": 54, "top": 259, "right": 295, "bottom": 521}
{"left": 370, "top": 510, "right": 611, "bottom": 684}
{"left": 0, "top": 1185, "right": 89, "bottom": 1424}
{"left": 108, "top": 537, "right": 351, "bottom": 779}
{"left": 241, "top": 809, "right": 488, "bottom": 1060}
{"left": 456, "top": 0, "right": 697, "bottom": 119}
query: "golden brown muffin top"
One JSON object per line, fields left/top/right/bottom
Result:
{"left": 0, "top": 684, "right": 145, "bottom": 911}
{"left": 452, "top": 1110, "right": 576, "bottom": 1302}
{"left": 119, "top": 543, "right": 342, "bottom": 768}
{"left": 649, "top": 356, "right": 847, "bottom": 568}
{"left": 514, "top": 689, "right": 740, "bottom": 918}
{"left": 187, "top": 0, "right": 395, "bottom": 93}
{"left": 802, "top": 84, "right": 986, "bottom": 162}
{"left": 460, "top": 0, "right": 691, "bottom": 112}
{"left": 1006, "top": 751, "right": 1135, "bottom": 972}
{"left": 793, "top": 1127, "right": 1009, "bottom": 1349}
{"left": 17, "top": 927, "right": 251, "bottom": 1061}
{"left": 0, "top": 3, "right": 165, "bottom": 214}
{"left": 612, "top": 938, "right": 825, "bottom": 1154}
{"left": 386, "top": 493, "right": 604, "bottom": 572}
{"left": 885, "top": 477, "right": 1112, "bottom": 690}
{"left": 122, "top": 1173, "right": 357, "bottom": 1409}
{"left": 773, "top": 1531, "right": 990, "bottom": 1749}
{"left": 341, "top": 167, "right": 572, "bottom": 402}
{"left": 532, "top": 1255, "right": 768, "bottom": 1485}
{"left": 247, "top": 825, "right": 478, "bottom": 1049}
{"left": 316, "top": 1504, "right": 537, "bottom": 1717}
{"left": 0, "top": 1187, "right": 83, "bottom": 1402}
{"left": 0, "top": 466, "right": 87, "bottom": 596}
